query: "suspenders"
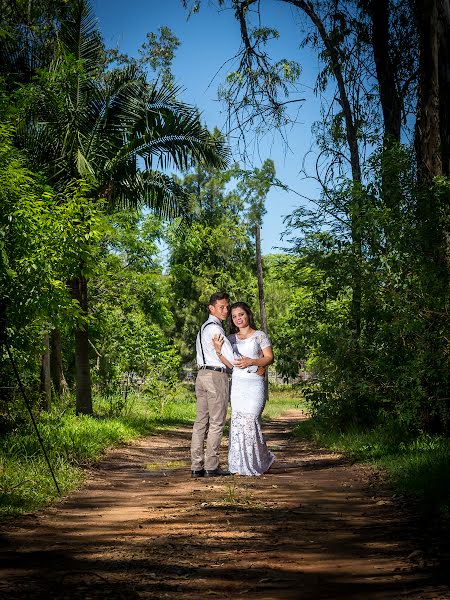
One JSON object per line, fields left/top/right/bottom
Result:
{"left": 199, "top": 321, "right": 214, "bottom": 366}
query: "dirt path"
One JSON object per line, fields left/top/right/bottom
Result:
{"left": 0, "top": 410, "right": 448, "bottom": 599}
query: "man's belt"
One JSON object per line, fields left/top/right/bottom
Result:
{"left": 198, "top": 365, "right": 232, "bottom": 374}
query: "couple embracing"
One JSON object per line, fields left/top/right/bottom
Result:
{"left": 191, "top": 291, "right": 275, "bottom": 478}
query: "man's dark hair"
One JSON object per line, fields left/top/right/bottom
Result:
{"left": 209, "top": 291, "right": 230, "bottom": 306}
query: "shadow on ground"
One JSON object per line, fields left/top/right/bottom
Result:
{"left": 0, "top": 413, "right": 447, "bottom": 600}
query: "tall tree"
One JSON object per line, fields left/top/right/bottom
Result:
{"left": 413, "top": 0, "right": 450, "bottom": 428}
{"left": 186, "top": 2, "right": 387, "bottom": 342}
{"left": 15, "top": 0, "right": 229, "bottom": 414}
{"left": 0, "top": 119, "right": 97, "bottom": 415}
{"left": 236, "top": 159, "right": 277, "bottom": 333}
{"left": 414, "top": 0, "right": 450, "bottom": 289}
{"left": 88, "top": 209, "right": 180, "bottom": 397}
{"left": 357, "top": 0, "right": 417, "bottom": 215}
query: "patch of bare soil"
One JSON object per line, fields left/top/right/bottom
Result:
{"left": 0, "top": 410, "right": 449, "bottom": 599}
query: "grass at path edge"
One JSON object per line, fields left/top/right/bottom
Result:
{"left": 0, "top": 385, "right": 303, "bottom": 519}
{"left": 295, "top": 417, "right": 450, "bottom": 522}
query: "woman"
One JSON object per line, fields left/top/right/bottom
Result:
{"left": 213, "top": 302, "right": 275, "bottom": 476}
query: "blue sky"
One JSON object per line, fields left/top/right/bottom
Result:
{"left": 94, "top": 0, "right": 322, "bottom": 254}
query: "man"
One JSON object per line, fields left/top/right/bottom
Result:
{"left": 191, "top": 291, "right": 234, "bottom": 478}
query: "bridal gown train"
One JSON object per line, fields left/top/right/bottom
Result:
{"left": 228, "top": 331, "right": 275, "bottom": 476}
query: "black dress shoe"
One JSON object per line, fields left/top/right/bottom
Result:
{"left": 204, "top": 468, "right": 230, "bottom": 477}
{"left": 191, "top": 469, "right": 205, "bottom": 478}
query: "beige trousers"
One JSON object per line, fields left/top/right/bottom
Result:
{"left": 191, "top": 369, "right": 230, "bottom": 471}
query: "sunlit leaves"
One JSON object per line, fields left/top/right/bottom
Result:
{"left": 87, "top": 209, "right": 179, "bottom": 393}
{"left": 0, "top": 124, "right": 100, "bottom": 351}
{"left": 139, "top": 26, "right": 181, "bottom": 86}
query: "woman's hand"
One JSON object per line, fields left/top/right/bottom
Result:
{"left": 256, "top": 366, "right": 266, "bottom": 377}
{"left": 234, "top": 355, "right": 253, "bottom": 369}
{"left": 212, "top": 334, "right": 225, "bottom": 353}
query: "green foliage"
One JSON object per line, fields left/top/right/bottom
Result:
{"left": 139, "top": 26, "right": 180, "bottom": 86}
{"left": 2, "top": 0, "right": 231, "bottom": 418}
{"left": 93, "top": 309, "right": 180, "bottom": 393}
{"left": 107, "top": 25, "right": 180, "bottom": 88}
{"left": 166, "top": 164, "right": 257, "bottom": 360}
{"left": 0, "top": 121, "right": 100, "bottom": 414}
{"left": 88, "top": 210, "right": 181, "bottom": 396}
{"left": 278, "top": 144, "right": 450, "bottom": 433}
{"left": 266, "top": 251, "right": 349, "bottom": 382}
{"left": 17, "top": 8, "right": 228, "bottom": 214}
{"left": 236, "top": 159, "right": 276, "bottom": 226}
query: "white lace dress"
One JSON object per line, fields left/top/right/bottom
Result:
{"left": 228, "top": 331, "right": 275, "bottom": 476}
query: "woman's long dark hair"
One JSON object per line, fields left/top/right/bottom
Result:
{"left": 228, "top": 302, "right": 257, "bottom": 334}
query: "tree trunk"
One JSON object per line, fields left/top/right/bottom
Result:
{"left": 415, "top": 0, "right": 444, "bottom": 181}
{"left": 50, "top": 328, "right": 69, "bottom": 396}
{"left": 415, "top": 0, "right": 450, "bottom": 270}
{"left": 69, "top": 275, "right": 93, "bottom": 415}
{"left": 255, "top": 223, "right": 267, "bottom": 333}
{"left": 290, "top": 0, "right": 363, "bottom": 337}
{"left": 366, "top": 0, "right": 402, "bottom": 145}
{"left": 438, "top": 0, "right": 450, "bottom": 178}
{"left": 414, "top": 0, "right": 450, "bottom": 178}
{"left": 414, "top": 0, "right": 450, "bottom": 430}
{"left": 237, "top": 3, "right": 364, "bottom": 337}
{"left": 255, "top": 223, "right": 269, "bottom": 399}
{"left": 363, "top": 0, "right": 404, "bottom": 223}
{"left": 39, "top": 332, "right": 51, "bottom": 410}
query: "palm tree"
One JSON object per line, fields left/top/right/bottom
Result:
{"left": 17, "top": 0, "right": 229, "bottom": 414}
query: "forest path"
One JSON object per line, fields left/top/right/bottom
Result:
{"left": 0, "top": 410, "right": 447, "bottom": 599}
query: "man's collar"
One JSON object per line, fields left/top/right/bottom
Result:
{"left": 208, "top": 315, "right": 221, "bottom": 324}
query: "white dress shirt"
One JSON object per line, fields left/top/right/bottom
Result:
{"left": 196, "top": 315, "right": 234, "bottom": 368}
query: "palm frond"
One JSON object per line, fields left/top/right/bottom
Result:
{"left": 15, "top": 3, "right": 229, "bottom": 222}
{"left": 57, "top": 0, "right": 104, "bottom": 75}
{"left": 102, "top": 169, "right": 192, "bottom": 221}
